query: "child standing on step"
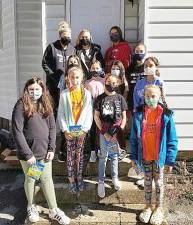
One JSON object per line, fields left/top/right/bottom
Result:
{"left": 130, "top": 85, "right": 178, "bottom": 225}
{"left": 94, "top": 74, "right": 127, "bottom": 198}
{"left": 58, "top": 67, "right": 93, "bottom": 194}
{"left": 12, "top": 77, "right": 70, "bottom": 225}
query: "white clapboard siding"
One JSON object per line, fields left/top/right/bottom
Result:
{"left": 160, "top": 68, "right": 193, "bottom": 81}
{"left": 148, "top": 24, "right": 193, "bottom": 37}
{"left": 16, "top": 0, "right": 43, "bottom": 93}
{"left": 167, "top": 96, "right": 193, "bottom": 109}
{"left": 44, "top": 0, "right": 65, "bottom": 48}
{"left": 148, "top": 39, "right": 193, "bottom": 52}
{"left": 178, "top": 139, "right": 193, "bottom": 151}
{"left": 145, "top": 0, "right": 193, "bottom": 150}
{"left": 124, "top": 1, "right": 138, "bottom": 47}
{"left": 174, "top": 110, "right": 193, "bottom": 123}
{"left": 165, "top": 82, "right": 193, "bottom": 95}
{"left": 0, "top": 0, "right": 17, "bottom": 119}
{"left": 148, "top": 0, "right": 193, "bottom": 8}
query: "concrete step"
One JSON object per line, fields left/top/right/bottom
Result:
{"left": 25, "top": 204, "right": 168, "bottom": 225}
{"left": 35, "top": 177, "right": 147, "bottom": 205}
{"left": 52, "top": 157, "right": 132, "bottom": 177}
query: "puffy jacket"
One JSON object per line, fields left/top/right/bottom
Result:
{"left": 129, "top": 104, "right": 178, "bottom": 169}
{"left": 105, "top": 41, "right": 132, "bottom": 73}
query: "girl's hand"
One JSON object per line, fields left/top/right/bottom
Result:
{"left": 81, "top": 131, "right": 87, "bottom": 138}
{"left": 164, "top": 165, "right": 173, "bottom": 173}
{"left": 64, "top": 132, "right": 72, "bottom": 140}
{"left": 131, "top": 160, "right": 136, "bottom": 168}
{"left": 27, "top": 156, "right": 36, "bottom": 165}
{"left": 104, "top": 133, "right": 111, "bottom": 141}
{"left": 46, "top": 152, "right": 54, "bottom": 161}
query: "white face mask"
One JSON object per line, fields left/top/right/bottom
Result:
{"left": 29, "top": 89, "right": 42, "bottom": 101}
{"left": 111, "top": 69, "right": 120, "bottom": 76}
{"left": 144, "top": 67, "right": 157, "bottom": 76}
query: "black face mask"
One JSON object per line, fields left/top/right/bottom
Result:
{"left": 105, "top": 84, "right": 119, "bottom": 93}
{"left": 110, "top": 33, "right": 121, "bottom": 43}
{"left": 61, "top": 37, "right": 71, "bottom": 46}
{"left": 80, "top": 39, "right": 91, "bottom": 46}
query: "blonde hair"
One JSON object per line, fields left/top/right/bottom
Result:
{"left": 76, "top": 29, "right": 93, "bottom": 46}
{"left": 58, "top": 21, "right": 71, "bottom": 35}
{"left": 144, "top": 85, "right": 161, "bottom": 96}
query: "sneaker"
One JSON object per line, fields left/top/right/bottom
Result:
{"left": 68, "top": 183, "right": 77, "bottom": 194}
{"left": 89, "top": 150, "right": 97, "bottom": 163}
{"left": 150, "top": 207, "right": 164, "bottom": 225}
{"left": 139, "top": 207, "right": 153, "bottom": 223}
{"left": 98, "top": 181, "right": 105, "bottom": 198}
{"left": 118, "top": 149, "right": 127, "bottom": 161}
{"left": 112, "top": 177, "right": 121, "bottom": 191}
{"left": 136, "top": 178, "right": 145, "bottom": 188}
{"left": 58, "top": 152, "right": 65, "bottom": 162}
{"left": 49, "top": 208, "right": 70, "bottom": 225}
{"left": 27, "top": 204, "right": 39, "bottom": 223}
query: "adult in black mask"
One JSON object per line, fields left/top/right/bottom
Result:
{"left": 75, "top": 29, "right": 104, "bottom": 80}
{"left": 104, "top": 26, "right": 132, "bottom": 74}
{"left": 42, "top": 21, "right": 75, "bottom": 118}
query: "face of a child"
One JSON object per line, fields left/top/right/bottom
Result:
{"left": 28, "top": 83, "right": 43, "bottom": 101}
{"left": 68, "top": 70, "right": 83, "bottom": 88}
{"left": 68, "top": 57, "right": 79, "bottom": 66}
{"left": 144, "top": 87, "right": 161, "bottom": 109}
{"left": 144, "top": 59, "right": 157, "bottom": 76}
{"left": 90, "top": 63, "right": 101, "bottom": 72}
{"left": 105, "top": 76, "right": 119, "bottom": 93}
{"left": 111, "top": 65, "right": 121, "bottom": 77}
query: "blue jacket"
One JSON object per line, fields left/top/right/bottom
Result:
{"left": 130, "top": 104, "right": 178, "bottom": 169}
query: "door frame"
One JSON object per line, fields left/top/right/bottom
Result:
{"left": 65, "top": 0, "right": 125, "bottom": 36}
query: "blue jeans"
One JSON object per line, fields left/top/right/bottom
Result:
{"left": 98, "top": 134, "right": 119, "bottom": 182}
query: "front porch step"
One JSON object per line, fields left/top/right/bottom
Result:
{"left": 52, "top": 157, "right": 132, "bottom": 177}
{"left": 35, "top": 177, "right": 147, "bottom": 205}
{"left": 25, "top": 204, "right": 168, "bottom": 225}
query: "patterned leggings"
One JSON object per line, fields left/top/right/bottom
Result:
{"left": 66, "top": 136, "right": 85, "bottom": 181}
{"left": 143, "top": 161, "right": 164, "bottom": 207}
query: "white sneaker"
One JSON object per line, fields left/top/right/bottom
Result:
{"left": 112, "top": 177, "right": 121, "bottom": 191}
{"left": 136, "top": 178, "right": 145, "bottom": 188}
{"left": 98, "top": 181, "right": 105, "bottom": 198}
{"left": 139, "top": 207, "right": 153, "bottom": 223}
{"left": 150, "top": 207, "right": 164, "bottom": 225}
{"left": 27, "top": 204, "right": 39, "bottom": 223}
{"left": 49, "top": 208, "right": 70, "bottom": 225}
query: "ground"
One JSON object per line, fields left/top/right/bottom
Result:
{"left": 0, "top": 160, "right": 192, "bottom": 225}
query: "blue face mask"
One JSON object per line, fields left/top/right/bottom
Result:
{"left": 133, "top": 53, "right": 145, "bottom": 61}
{"left": 29, "top": 90, "right": 42, "bottom": 101}
{"left": 145, "top": 98, "right": 159, "bottom": 108}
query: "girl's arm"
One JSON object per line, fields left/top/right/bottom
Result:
{"left": 165, "top": 116, "right": 178, "bottom": 166}
{"left": 120, "top": 111, "right": 127, "bottom": 130}
{"left": 82, "top": 91, "right": 93, "bottom": 132}
{"left": 57, "top": 92, "right": 68, "bottom": 132}
{"left": 94, "top": 110, "right": 102, "bottom": 131}
{"left": 47, "top": 113, "right": 56, "bottom": 152}
{"left": 12, "top": 102, "right": 34, "bottom": 161}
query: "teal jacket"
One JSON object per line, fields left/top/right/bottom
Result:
{"left": 130, "top": 104, "right": 178, "bottom": 169}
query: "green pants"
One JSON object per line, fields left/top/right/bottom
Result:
{"left": 20, "top": 160, "right": 57, "bottom": 209}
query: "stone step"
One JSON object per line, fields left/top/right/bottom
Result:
{"left": 52, "top": 157, "right": 132, "bottom": 177}
{"left": 25, "top": 204, "right": 168, "bottom": 225}
{"left": 35, "top": 177, "right": 147, "bottom": 205}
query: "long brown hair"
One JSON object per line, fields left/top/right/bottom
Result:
{"left": 21, "top": 77, "right": 53, "bottom": 118}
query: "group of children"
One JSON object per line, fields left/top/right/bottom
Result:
{"left": 11, "top": 23, "right": 178, "bottom": 225}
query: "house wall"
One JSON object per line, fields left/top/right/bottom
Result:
{"left": 144, "top": 0, "right": 193, "bottom": 150}
{"left": 0, "top": 0, "right": 17, "bottom": 120}
{"left": 16, "top": 0, "right": 43, "bottom": 95}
